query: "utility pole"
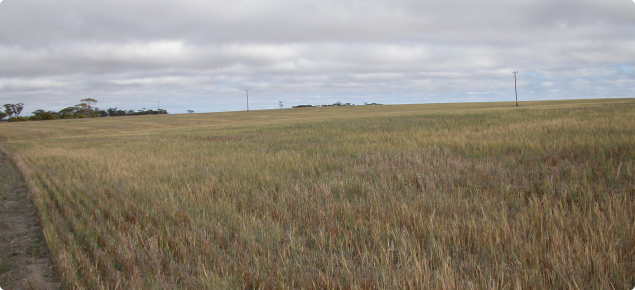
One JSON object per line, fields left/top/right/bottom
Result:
{"left": 157, "top": 101, "right": 160, "bottom": 110}
{"left": 513, "top": 71, "right": 519, "bottom": 107}
{"left": 245, "top": 90, "right": 250, "bottom": 112}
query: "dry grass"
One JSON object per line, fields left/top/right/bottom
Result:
{"left": 1, "top": 99, "right": 634, "bottom": 289}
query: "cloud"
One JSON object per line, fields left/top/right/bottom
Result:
{"left": 108, "top": 76, "right": 206, "bottom": 87}
{"left": 0, "top": 79, "right": 67, "bottom": 92}
{"left": 0, "top": 0, "right": 634, "bottom": 114}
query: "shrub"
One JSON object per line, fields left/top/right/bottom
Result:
{"left": 7, "top": 116, "right": 29, "bottom": 122}
{"left": 76, "top": 114, "right": 87, "bottom": 118}
{"left": 40, "top": 112, "right": 59, "bottom": 120}
{"left": 32, "top": 109, "right": 61, "bottom": 120}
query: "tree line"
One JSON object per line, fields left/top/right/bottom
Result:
{"left": 292, "top": 101, "right": 382, "bottom": 108}
{"left": 0, "top": 99, "right": 168, "bottom": 122}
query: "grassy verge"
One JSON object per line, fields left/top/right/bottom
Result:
{"left": 1, "top": 99, "right": 634, "bottom": 289}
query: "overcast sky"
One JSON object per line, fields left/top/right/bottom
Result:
{"left": 1, "top": 0, "right": 634, "bottom": 114}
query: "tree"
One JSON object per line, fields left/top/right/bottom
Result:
{"left": 2, "top": 104, "right": 13, "bottom": 117}
{"left": 80, "top": 98, "right": 97, "bottom": 114}
{"left": 106, "top": 107, "right": 117, "bottom": 116}
{"left": 14, "top": 103, "right": 24, "bottom": 116}
{"left": 59, "top": 106, "right": 77, "bottom": 118}
{"left": 76, "top": 98, "right": 98, "bottom": 117}
{"left": 75, "top": 102, "right": 91, "bottom": 116}
{"left": 3, "top": 103, "right": 24, "bottom": 117}
{"left": 96, "top": 108, "right": 108, "bottom": 117}
{"left": 31, "top": 109, "right": 60, "bottom": 120}
{"left": 0, "top": 111, "right": 7, "bottom": 121}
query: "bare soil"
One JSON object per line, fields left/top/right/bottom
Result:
{"left": 0, "top": 152, "right": 60, "bottom": 290}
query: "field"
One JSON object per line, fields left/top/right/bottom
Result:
{"left": 1, "top": 99, "right": 634, "bottom": 289}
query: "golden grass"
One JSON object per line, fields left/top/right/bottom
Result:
{"left": 1, "top": 99, "right": 634, "bottom": 289}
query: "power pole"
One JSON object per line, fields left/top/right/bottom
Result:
{"left": 157, "top": 101, "right": 160, "bottom": 110}
{"left": 245, "top": 90, "right": 250, "bottom": 112}
{"left": 513, "top": 71, "right": 519, "bottom": 107}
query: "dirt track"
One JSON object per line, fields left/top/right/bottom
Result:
{"left": 0, "top": 151, "right": 60, "bottom": 290}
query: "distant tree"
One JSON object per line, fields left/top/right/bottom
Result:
{"left": 0, "top": 111, "right": 7, "bottom": 121}
{"left": 75, "top": 102, "right": 91, "bottom": 117}
{"left": 59, "top": 107, "right": 78, "bottom": 118}
{"left": 2, "top": 104, "right": 12, "bottom": 117}
{"left": 72, "top": 98, "right": 98, "bottom": 117}
{"left": 31, "top": 109, "right": 59, "bottom": 120}
{"left": 106, "top": 107, "right": 117, "bottom": 116}
{"left": 3, "top": 103, "right": 24, "bottom": 117}
{"left": 320, "top": 101, "right": 355, "bottom": 107}
{"left": 80, "top": 98, "right": 97, "bottom": 116}
{"left": 96, "top": 108, "right": 108, "bottom": 117}
{"left": 16, "top": 103, "right": 24, "bottom": 116}
{"left": 42, "top": 112, "right": 60, "bottom": 120}
{"left": 322, "top": 101, "right": 343, "bottom": 107}
{"left": 7, "top": 116, "right": 29, "bottom": 122}
{"left": 68, "top": 106, "right": 168, "bottom": 117}
{"left": 187, "top": 110, "right": 194, "bottom": 114}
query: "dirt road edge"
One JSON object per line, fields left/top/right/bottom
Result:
{"left": 0, "top": 145, "right": 60, "bottom": 289}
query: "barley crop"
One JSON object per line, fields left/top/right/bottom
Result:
{"left": 1, "top": 99, "right": 634, "bottom": 289}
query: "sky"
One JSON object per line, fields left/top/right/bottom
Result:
{"left": 0, "top": 0, "right": 634, "bottom": 114}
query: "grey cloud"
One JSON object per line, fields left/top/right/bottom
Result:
{"left": 0, "top": 0, "right": 634, "bottom": 114}
{"left": 3, "top": 0, "right": 633, "bottom": 44}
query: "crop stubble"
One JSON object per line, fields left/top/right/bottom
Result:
{"left": 0, "top": 99, "right": 634, "bottom": 289}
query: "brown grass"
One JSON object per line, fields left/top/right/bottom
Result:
{"left": 1, "top": 99, "right": 634, "bottom": 289}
